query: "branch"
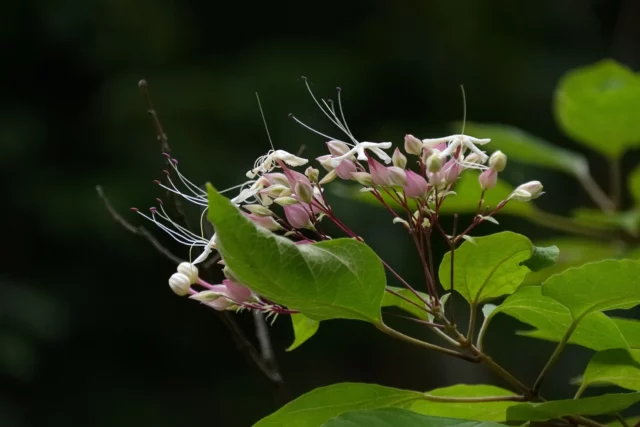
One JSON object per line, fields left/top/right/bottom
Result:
{"left": 96, "top": 185, "right": 182, "bottom": 264}
{"left": 533, "top": 321, "right": 578, "bottom": 395}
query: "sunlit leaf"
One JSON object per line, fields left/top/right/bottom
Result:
{"left": 541, "top": 259, "right": 640, "bottom": 320}
{"left": 439, "top": 232, "right": 549, "bottom": 304}
{"left": 207, "top": 185, "right": 386, "bottom": 322}
{"left": 255, "top": 383, "right": 517, "bottom": 427}
{"left": 507, "top": 392, "right": 640, "bottom": 421}
{"left": 410, "top": 384, "right": 518, "bottom": 421}
{"left": 486, "top": 286, "right": 629, "bottom": 351}
{"left": 554, "top": 59, "right": 640, "bottom": 158}
{"left": 323, "top": 408, "right": 508, "bottom": 427}
{"left": 579, "top": 349, "right": 640, "bottom": 392}
{"left": 287, "top": 314, "right": 320, "bottom": 351}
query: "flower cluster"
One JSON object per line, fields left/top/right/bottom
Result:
{"left": 132, "top": 83, "right": 543, "bottom": 315}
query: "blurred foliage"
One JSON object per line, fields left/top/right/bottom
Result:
{"left": 3, "top": 0, "right": 640, "bottom": 426}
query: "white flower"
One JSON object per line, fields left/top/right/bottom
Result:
{"left": 509, "top": 181, "right": 544, "bottom": 202}
{"left": 422, "top": 134, "right": 491, "bottom": 169}
{"left": 246, "top": 150, "right": 308, "bottom": 179}
{"left": 329, "top": 141, "right": 393, "bottom": 166}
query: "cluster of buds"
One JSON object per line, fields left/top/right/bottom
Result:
{"left": 132, "top": 82, "right": 544, "bottom": 316}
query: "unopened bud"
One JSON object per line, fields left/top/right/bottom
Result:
{"left": 284, "top": 204, "right": 313, "bottom": 229}
{"left": 169, "top": 272, "right": 191, "bottom": 296}
{"left": 295, "top": 180, "right": 315, "bottom": 204}
{"left": 305, "top": 167, "right": 319, "bottom": 183}
{"left": 351, "top": 171, "right": 373, "bottom": 186}
{"left": 403, "top": 170, "right": 428, "bottom": 198}
{"left": 244, "top": 204, "right": 273, "bottom": 216}
{"left": 327, "top": 140, "right": 350, "bottom": 157}
{"left": 404, "top": 134, "right": 423, "bottom": 156}
{"left": 392, "top": 217, "right": 410, "bottom": 229}
{"left": 489, "top": 151, "right": 507, "bottom": 172}
{"left": 316, "top": 155, "right": 335, "bottom": 171}
{"left": 264, "top": 173, "right": 289, "bottom": 187}
{"left": 274, "top": 196, "right": 299, "bottom": 206}
{"left": 509, "top": 181, "right": 544, "bottom": 202}
{"left": 177, "top": 262, "right": 199, "bottom": 284}
{"left": 319, "top": 169, "right": 338, "bottom": 185}
{"left": 426, "top": 153, "right": 443, "bottom": 173}
{"left": 387, "top": 167, "right": 407, "bottom": 186}
{"left": 464, "top": 152, "right": 484, "bottom": 165}
{"left": 245, "top": 213, "right": 283, "bottom": 231}
{"left": 335, "top": 159, "right": 357, "bottom": 180}
{"left": 479, "top": 169, "right": 498, "bottom": 190}
{"left": 392, "top": 148, "right": 407, "bottom": 169}
{"left": 260, "top": 184, "right": 289, "bottom": 198}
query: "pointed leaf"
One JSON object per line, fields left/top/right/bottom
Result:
{"left": 581, "top": 349, "right": 640, "bottom": 391}
{"left": 410, "top": 385, "right": 518, "bottom": 422}
{"left": 255, "top": 383, "right": 517, "bottom": 427}
{"left": 488, "top": 286, "right": 629, "bottom": 351}
{"left": 287, "top": 314, "right": 320, "bottom": 351}
{"left": 612, "top": 317, "right": 640, "bottom": 348}
{"left": 323, "top": 408, "right": 508, "bottom": 427}
{"left": 207, "top": 184, "right": 386, "bottom": 322}
{"left": 253, "top": 383, "right": 423, "bottom": 427}
{"left": 458, "top": 122, "right": 589, "bottom": 177}
{"left": 381, "top": 287, "right": 431, "bottom": 321}
{"left": 541, "top": 259, "right": 640, "bottom": 321}
{"left": 439, "top": 232, "right": 547, "bottom": 304}
{"left": 507, "top": 392, "right": 640, "bottom": 421}
{"left": 554, "top": 59, "right": 640, "bottom": 158}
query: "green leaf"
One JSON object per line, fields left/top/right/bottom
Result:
{"left": 439, "top": 232, "right": 543, "bottom": 304}
{"left": 253, "top": 383, "right": 423, "bottom": 427}
{"left": 323, "top": 408, "right": 508, "bottom": 427}
{"left": 487, "top": 286, "right": 629, "bottom": 351}
{"left": 541, "top": 259, "right": 640, "bottom": 321}
{"left": 330, "top": 173, "right": 534, "bottom": 217}
{"left": 608, "top": 416, "right": 640, "bottom": 427}
{"left": 410, "top": 385, "right": 518, "bottom": 422}
{"left": 287, "top": 314, "right": 320, "bottom": 351}
{"left": 612, "top": 317, "right": 640, "bottom": 348}
{"left": 523, "top": 238, "right": 621, "bottom": 286}
{"left": 554, "top": 59, "right": 640, "bottom": 158}
{"left": 207, "top": 184, "right": 386, "bottom": 322}
{"left": 458, "top": 122, "right": 588, "bottom": 177}
{"left": 507, "top": 392, "right": 640, "bottom": 421}
{"left": 629, "top": 165, "right": 640, "bottom": 205}
{"left": 521, "top": 245, "right": 559, "bottom": 272}
{"left": 580, "top": 349, "right": 640, "bottom": 392}
{"left": 254, "top": 383, "right": 517, "bottom": 427}
{"left": 381, "top": 287, "right": 431, "bottom": 321}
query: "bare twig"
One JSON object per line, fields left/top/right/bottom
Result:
{"left": 253, "top": 311, "right": 288, "bottom": 397}
{"left": 96, "top": 185, "right": 182, "bottom": 264}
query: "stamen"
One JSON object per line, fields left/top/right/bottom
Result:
{"left": 289, "top": 113, "right": 344, "bottom": 142}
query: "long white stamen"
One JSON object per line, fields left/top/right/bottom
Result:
{"left": 255, "top": 92, "right": 275, "bottom": 152}
{"left": 289, "top": 114, "right": 344, "bottom": 142}
{"left": 168, "top": 161, "right": 207, "bottom": 198}
{"left": 303, "top": 77, "right": 345, "bottom": 131}
{"left": 157, "top": 204, "right": 207, "bottom": 241}
{"left": 337, "top": 88, "right": 353, "bottom": 138}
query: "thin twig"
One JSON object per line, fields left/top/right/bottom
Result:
{"left": 575, "top": 171, "right": 615, "bottom": 213}
{"left": 253, "top": 311, "right": 290, "bottom": 400}
{"left": 96, "top": 185, "right": 183, "bottom": 264}
{"left": 608, "top": 156, "right": 622, "bottom": 211}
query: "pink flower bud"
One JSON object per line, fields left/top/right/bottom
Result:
{"left": 403, "top": 170, "right": 429, "bottom": 198}
{"left": 284, "top": 204, "right": 313, "bottom": 229}
{"left": 284, "top": 168, "right": 311, "bottom": 190}
{"left": 392, "top": 148, "right": 407, "bottom": 169}
{"left": 387, "top": 166, "right": 407, "bottom": 186}
{"left": 479, "top": 169, "right": 498, "bottom": 190}
{"left": 327, "top": 140, "right": 350, "bottom": 156}
{"left": 335, "top": 159, "right": 357, "bottom": 180}
{"left": 404, "top": 134, "right": 423, "bottom": 156}
{"left": 223, "top": 279, "right": 252, "bottom": 303}
{"left": 368, "top": 157, "right": 392, "bottom": 186}
{"left": 244, "top": 212, "right": 282, "bottom": 231}
{"left": 443, "top": 159, "right": 462, "bottom": 184}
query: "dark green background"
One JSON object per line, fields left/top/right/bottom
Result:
{"left": 2, "top": 1, "right": 639, "bottom": 426}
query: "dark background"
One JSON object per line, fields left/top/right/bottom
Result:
{"left": 2, "top": 1, "right": 639, "bottom": 426}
